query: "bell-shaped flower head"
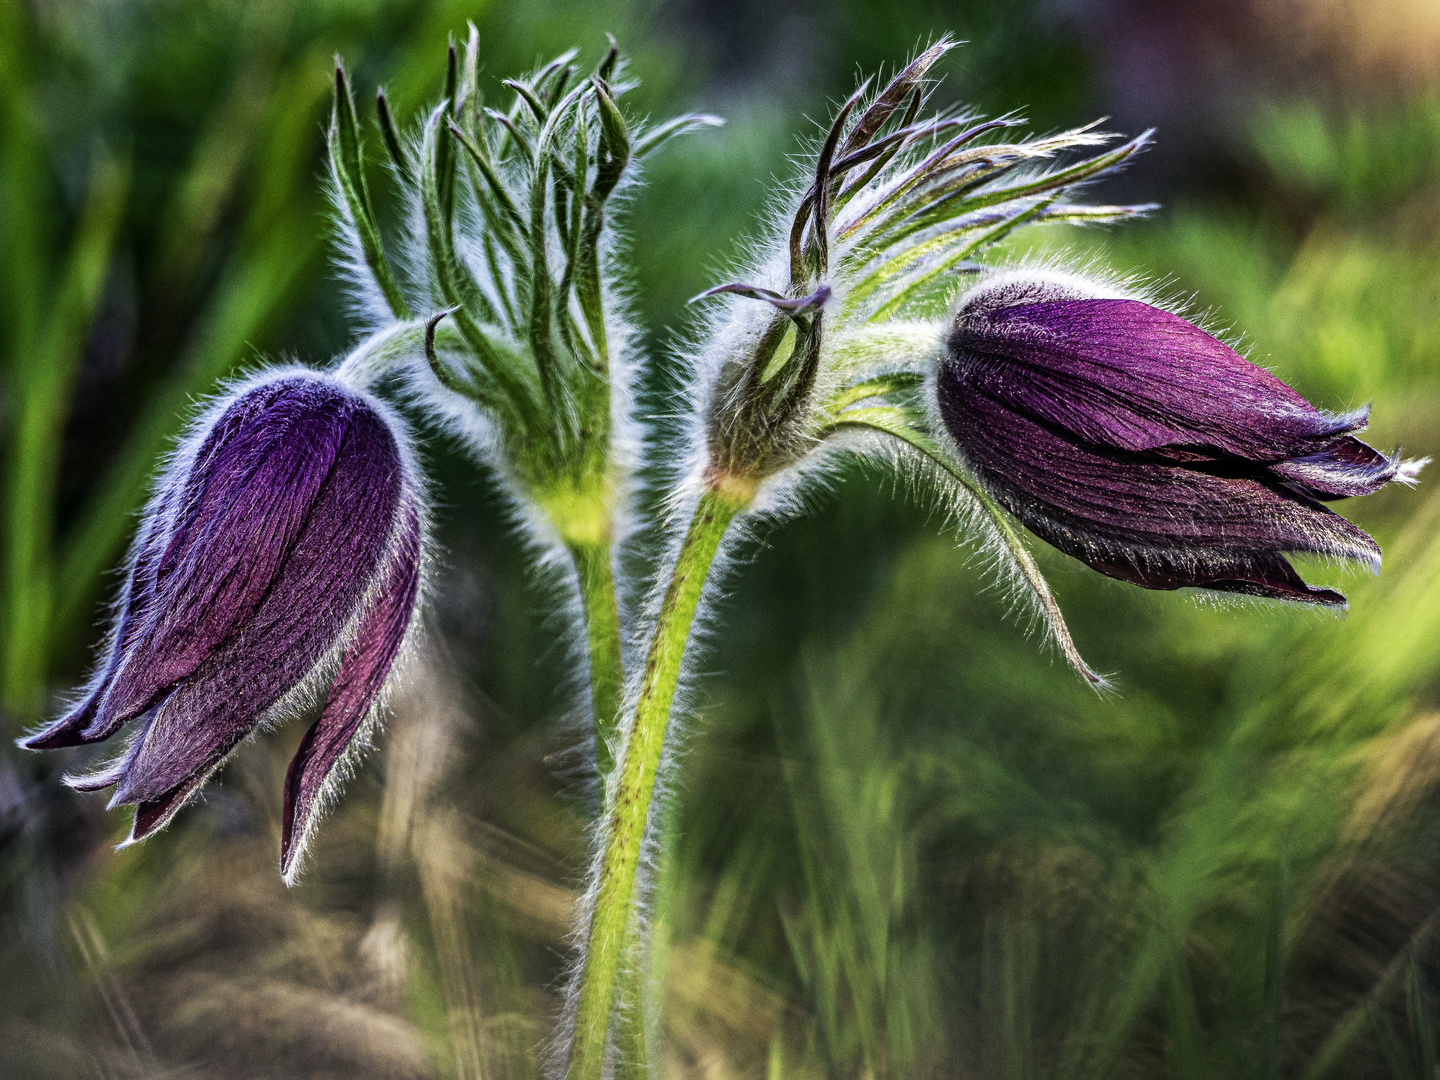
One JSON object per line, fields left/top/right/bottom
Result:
{"left": 935, "top": 271, "right": 1425, "bottom": 605}
{"left": 20, "top": 367, "right": 425, "bottom": 882}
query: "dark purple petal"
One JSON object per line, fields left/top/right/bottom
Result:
{"left": 1020, "top": 520, "right": 1348, "bottom": 606}
{"left": 86, "top": 377, "right": 355, "bottom": 737}
{"left": 950, "top": 298, "right": 1393, "bottom": 470}
{"left": 109, "top": 401, "right": 404, "bottom": 809}
{"left": 63, "top": 744, "right": 137, "bottom": 792}
{"left": 1270, "top": 437, "right": 1403, "bottom": 499}
{"left": 19, "top": 492, "right": 175, "bottom": 750}
{"left": 125, "top": 765, "right": 217, "bottom": 844}
{"left": 937, "top": 360, "right": 1380, "bottom": 604}
{"left": 26, "top": 385, "right": 300, "bottom": 750}
{"left": 280, "top": 497, "right": 422, "bottom": 880}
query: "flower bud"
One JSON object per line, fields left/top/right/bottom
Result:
{"left": 20, "top": 368, "right": 424, "bottom": 881}
{"left": 936, "top": 272, "right": 1424, "bottom": 604}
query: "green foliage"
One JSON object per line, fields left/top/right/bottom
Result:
{"left": 1254, "top": 98, "right": 1440, "bottom": 211}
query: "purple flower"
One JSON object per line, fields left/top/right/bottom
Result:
{"left": 936, "top": 274, "right": 1423, "bottom": 605}
{"left": 20, "top": 368, "right": 424, "bottom": 880}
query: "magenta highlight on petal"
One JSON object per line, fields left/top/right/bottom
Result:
{"left": 935, "top": 270, "right": 1425, "bottom": 605}
{"left": 18, "top": 366, "right": 425, "bottom": 879}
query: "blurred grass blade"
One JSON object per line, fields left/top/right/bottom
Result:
{"left": 1406, "top": 951, "right": 1435, "bottom": 1080}
{"left": 1261, "top": 846, "right": 1288, "bottom": 1080}
{"left": 53, "top": 212, "right": 319, "bottom": 653}
{"left": 1367, "top": 1000, "right": 1413, "bottom": 1080}
{"left": 4, "top": 150, "right": 128, "bottom": 719}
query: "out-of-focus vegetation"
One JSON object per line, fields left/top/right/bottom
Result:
{"left": 2, "top": 0, "right": 1440, "bottom": 1077}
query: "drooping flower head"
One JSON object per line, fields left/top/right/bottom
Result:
{"left": 673, "top": 42, "right": 1159, "bottom": 682}
{"left": 936, "top": 269, "right": 1425, "bottom": 605}
{"left": 679, "top": 44, "right": 1423, "bottom": 685}
{"left": 20, "top": 367, "right": 425, "bottom": 882}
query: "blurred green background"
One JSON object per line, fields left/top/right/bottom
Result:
{"left": 3, "top": 0, "right": 1440, "bottom": 1076}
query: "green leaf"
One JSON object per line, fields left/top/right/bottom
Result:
{"left": 823, "top": 371, "right": 925, "bottom": 412}
{"left": 331, "top": 61, "right": 410, "bottom": 319}
{"left": 375, "top": 86, "right": 409, "bottom": 175}
{"left": 486, "top": 106, "right": 535, "bottom": 163}
{"left": 863, "top": 193, "right": 1063, "bottom": 322}
{"left": 591, "top": 78, "right": 630, "bottom": 197}
{"left": 437, "top": 38, "right": 459, "bottom": 221}
{"left": 420, "top": 108, "right": 545, "bottom": 427}
{"left": 461, "top": 21, "right": 481, "bottom": 132}
{"left": 632, "top": 113, "right": 725, "bottom": 159}
{"left": 867, "top": 131, "right": 1151, "bottom": 253}
{"left": 505, "top": 78, "right": 549, "bottom": 124}
{"left": 421, "top": 105, "right": 495, "bottom": 323}
{"left": 526, "top": 149, "right": 562, "bottom": 404}
{"left": 447, "top": 120, "right": 526, "bottom": 236}
{"left": 838, "top": 121, "right": 1097, "bottom": 241}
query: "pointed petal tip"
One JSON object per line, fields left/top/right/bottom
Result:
{"left": 18, "top": 726, "right": 84, "bottom": 751}
{"left": 124, "top": 778, "right": 206, "bottom": 844}
{"left": 63, "top": 758, "right": 127, "bottom": 793}
{"left": 1080, "top": 665, "right": 1116, "bottom": 694}
{"left": 279, "top": 836, "right": 306, "bottom": 888}
{"left": 1334, "top": 402, "right": 1372, "bottom": 429}
{"left": 18, "top": 695, "right": 109, "bottom": 750}
{"left": 278, "top": 498, "right": 421, "bottom": 887}
{"left": 914, "top": 38, "right": 958, "bottom": 67}
{"left": 1056, "top": 632, "right": 1111, "bottom": 692}
{"left": 279, "top": 791, "right": 306, "bottom": 881}
{"left": 1397, "top": 456, "right": 1429, "bottom": 486}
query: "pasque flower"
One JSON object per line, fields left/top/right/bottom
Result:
{"left": 936, "top": 272, "right": 1425, "bottom": 604}
{"left": 20, "top": 368, "right": 424, "bottom": 880}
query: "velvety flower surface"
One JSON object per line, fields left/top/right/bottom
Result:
{"left": 20, "top": 368, "right": 423, "bottom": 879}
{"left": 937, "top": 275, "right": 1422, "bottom": 605}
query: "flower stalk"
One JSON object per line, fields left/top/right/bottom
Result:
{"left": 565, "top": 41, "right": 1164, "bottom": 1065}
{"left": 567, "top": 483, "right": 747, "bottom": 1080}
{"left": 568, "top": 538, "right": 624, "bottom": 776}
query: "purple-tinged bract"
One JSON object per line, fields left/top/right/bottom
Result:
{"left": 936, "top": 274, "right": 1423, "bottom": 605}
{"left": 20, "top": 368, "right": 424, "bottom": 881}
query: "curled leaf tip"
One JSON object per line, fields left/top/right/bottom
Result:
{"left": 701, "top": 282, "right": 832, "bottom": 319}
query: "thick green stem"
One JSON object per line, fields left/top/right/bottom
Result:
{"left": 566, "top": 485, "right": 745, "bottom": 1080}
{"left": 569, "top": 538, "right": 625, "bottom": 778}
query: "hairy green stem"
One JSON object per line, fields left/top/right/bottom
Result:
{"left": 569, "top": 538, "right": 625, "bottom": 777}
{"left": 613, "top": 910, "right": 649, "bottom": 1080}
{"left": 570, "top": 539, "right": 651, "bottom": 1077}
{"left": 567, "top": 485, "right": 745, "bottom": 1080}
